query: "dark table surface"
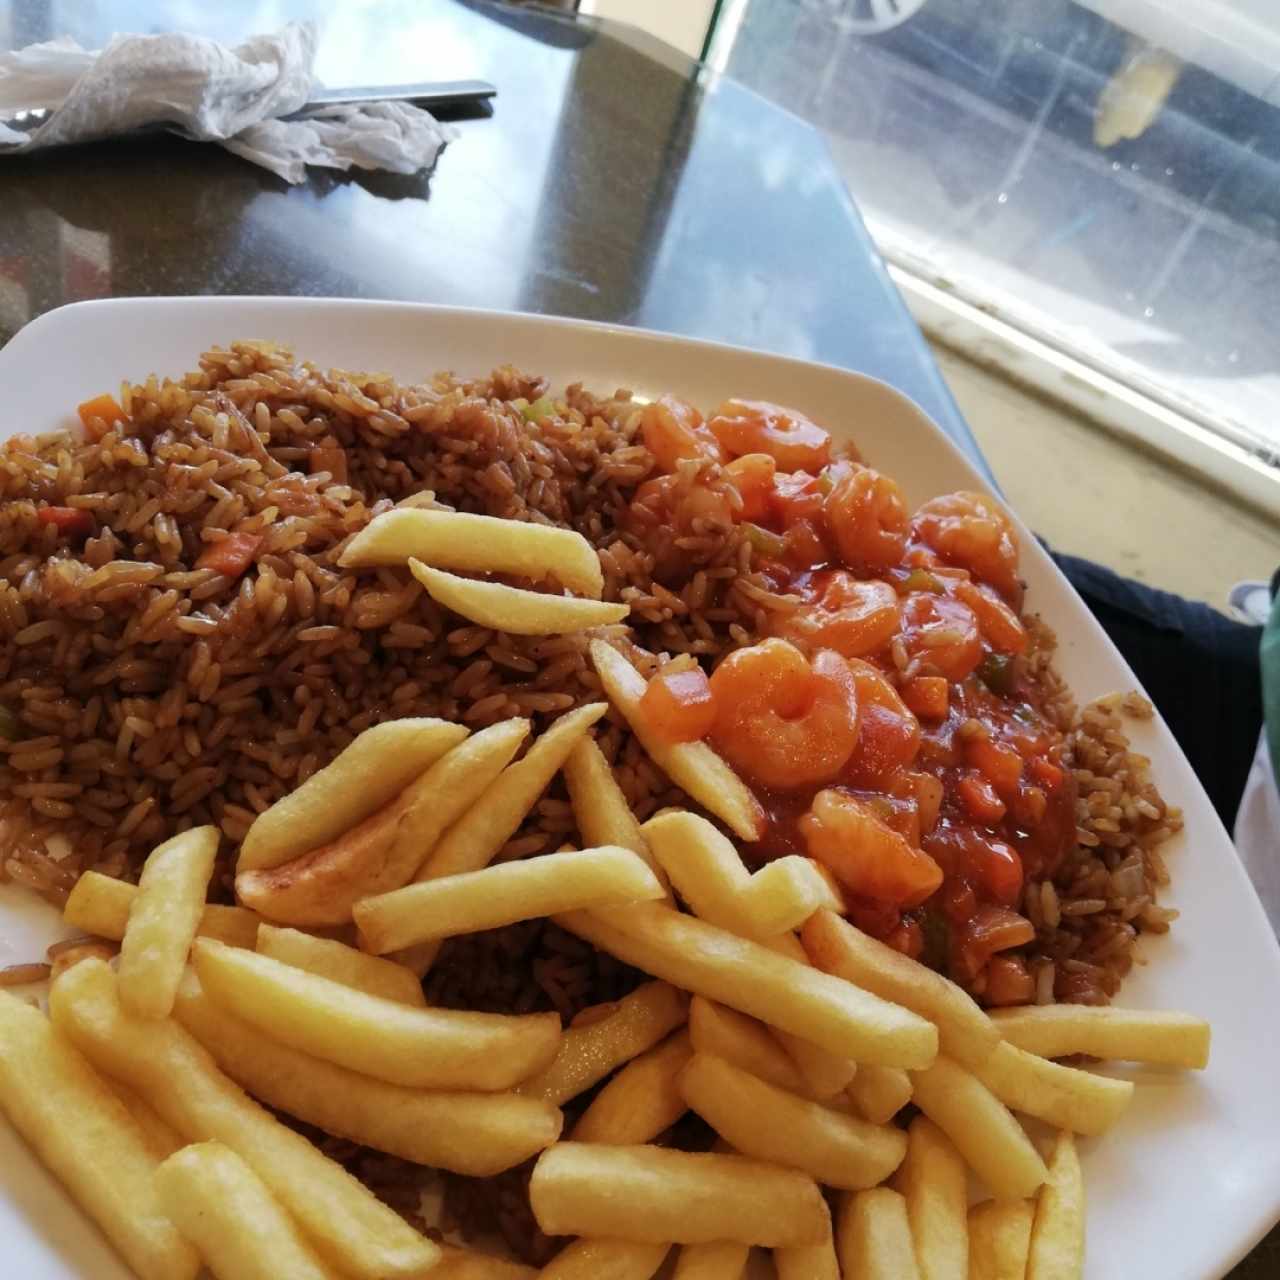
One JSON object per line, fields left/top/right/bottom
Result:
{"left": 0, "top": 0, "right": 985, "bottom": 471}
{"left": 0, "top": 0, "right": 1272, "bottom": 1274}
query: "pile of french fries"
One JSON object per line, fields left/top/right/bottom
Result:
{"left": 0, "top": 508, "right": 1212, "bottom": 1280}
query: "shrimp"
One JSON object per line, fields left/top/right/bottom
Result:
{"left": 824, "top": 467, "right": 909, "bottom": 572}
{"left": 799, "top": 789, "right": 943, "bottom": 907}
{"left": 640, "top": 395, "right": 725, "bottom": 473}
{"left": 953, "top": 578, "right": 1026, "bottom": 654}
{"left": 778, "top": 570, "right": 901, "bottom": 658}
{"left": 707, "top": 399, "right": 832, "bottom": 473}
{"left": 899, "top": 593, "right": 983, "bottom": 682}
{"left": 724, "top": 453, "right": 776, "bottom": 522}
{"left": 843, "top": 658, "right": 921, "bottom": 783}
{"left": 709, "top": 638, "right": 859, "bottom": 790}
{"left": 912, "top": 491, "right": 1021, "bottom": 603}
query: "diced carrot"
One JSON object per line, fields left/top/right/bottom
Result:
{"left": 195, "top": 531, "right": 262, "bottom": 579}
{"left": 967, "top": 735, "right": 1023, "bottom": 795}
{"left": 310, "top": 443, "right": 349, "bottom": 485}
{"left": 958, "top": 772, "right": 1007, "bottom": 825}
{"left": 76, "top": 394, "right": 127, "bottom": 440}
{"left": 724, "top": 453, "right": 776, "bottom": 522}
{"left": 985, "top": 954, "right": 1035, "bottom": 1005}
{"left": 900, "top": 675, "right": 948, "bottom": 720}
{"left": 1029, "top": 756, "right": 1064, "bottom": 790}
{"left": 640, "top": 663, "right": 716, "bottom": 744}
{"left": 36, "top": 506, "right": 93, "bottom": 536}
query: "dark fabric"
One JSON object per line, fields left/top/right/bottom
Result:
{"left": 1050, "top": 552, "right": 1265, "bottom": 828}
{"left": 1263, "top": 591, "right": 1280, "bottom": 794}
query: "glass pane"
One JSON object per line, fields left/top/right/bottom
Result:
{"left": 717, "top": 0, "right": 1280, "bottom": 469}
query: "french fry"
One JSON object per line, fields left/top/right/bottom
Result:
{"left": 192, "top": 938, "right": 560, "bottom": 1090}
{"left": 680, "top": 1053, "right": 907, "bottom": 1190}
{"left": 910, "top": 1055, "right": 1047, "bottom": 1200}
{"left": 774, "top": 1196, "right": 839, "bottom": 1280}
{"left": 435, "top": 1246, "right": 537, "bottom": 1280}
{"left": 174, "top": 971, "right": 561, "bottom": 1175}
{"left": 410, "top": 560, "right": 629, "bottom": 635}
{"left": 803, "top": 910, "right": 1000, "bottom": 1069}
{"left": 672, "top": 1241, "right": 749, "bottom": 1279}
{"left": 237, "top": 718, "right": 469, "bottom": 872}
{"left": 257, "top": 925, "right": 425, "bottom": 1005}
{"left": 573, "top": 1029, "right": 692, "bottom": 1143}
{"left": 590, "top": 641, "right": 764, "bottom": 841}
{"left": 849, "top": 1063, "right": 913, "bottom": 1125}
{"left": 989, "top": 1004, "right": 1211, "bottom": 1070}
{"left": 688, "top": 997, "right": 810, "bottom": 1096}
{"left": 64, "top": 871, "right": 259, "bottom": 948}
{"left": 557, "top": 904, "right": 937, "bottom": 1068}
{"left": 563, "top": 736, "right": 669, "bottom": 896}
{"left": 156, "top": 1142, "right": 336, "bottom": 1280}
{"left": 644, "top": 810, "right": 835, "bottom": 940}
{"left": 539, "top": 1239, "right": 671, "bottom": 1280}
{"left": 836, "top": 1188, "right": 922, "bottom": 1280}
{"left": 48, "top": 959, "right": 441, "bottom": 1280}
{"left": 416, "top": 702, "right": 608, "bottom": 884}
{"left": 968, "top": 1200, "right": 1033, "bottom": 1280}
{"left": 339, "top": 506, "right": 606, "bottom": 598}
{"left": 356, "top": 846, "right": 665, "bottom": 954}
{"left": 530, "top": 1143, "right": 829, "bottom": 1247}
{"left": 974, "top": 1040, "right": 1133, "bottom": 1136}
{"left": 0, "top": 992, "right": 199, "bottom": 1280}
{"left": 118, "top": 825, "right": 219, "bottom": 1019}
{"left": 111, "top": 1081, "right": 185, "bottom": 1160}
{"left": 1026, "top": 1132, "right": 1085, "bottom": 1280}
{"left": 518, "top": 980, "right": 687, "bottom": 1106}
{"left": 893, "top": 1116, "right": 968, "bottom": 1280}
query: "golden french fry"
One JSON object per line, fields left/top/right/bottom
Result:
{"left": 410, "top": 560, "right": 628, "bottom": 634}
{"left": 257, "top": 925, "right": 425, "bottom": 1006}
{"left": 519, "top": 980, "right": 687, "bottom": 1105}
{"left": 557, "top": 904, "right": 936, "bottom": 1068}
{"left": 680, "top": 1053, "right": 906, "bottom": 1190}
{"left": 989, "top": 1004, "right": 1210, "bottom": 1070}
{"left": 111, "top": 1081, "right": 185, "bottom": 1160}
{"left": 65, "top": 871, "right": 259, "bottom": 948}
{"left": 573, "top": 1029, "right": 692, "bottom": 1143}
{"left": 590, "top": 641, "right": 764, "bottom": 841}
{"left": 340, "top": 506, "right": 605, "bottom": 598}
{"left": 911, "top": 1055, "right": 1047, "bottom": 1201}
{"left": 434, "top": 1246, "right": 537, "bottom": 1280}
{"left": 118, "top": 825, "right": 219, "bottom": 1020}
{"left": 803, "top": 910, "right": 1000, "bottom": 1069}
{"left": 192, "top": 938, "right": 559, "bottom": 1090}
{"left": 174, "top": 970, "right": 560, "bottom": 1174}
{"left": 774, "top": 1201, "right": 840, "bottom": 1280}
{"left": 48, "top": 959, "right": 440, "bottom": 1280}
{"left": 836, "top": 1188, "right": 921, "bottom": 1280}
{"left": 643, "top": 811, "right": 830, "bottom": 940}
{"left": 672, "top": 1241, "right": 749, "bottom": 1279}
{"left": 392, "top": 716, "right": 530, "bottom": 871}
{"left": 356, "top": 846, "right": 664, "bottom": 954}
{"left": 849, "top": 1063, "right": 913, "bottom": 1126}
{"left": 0, "top": 992, "right": 199, "bottom": 1280}
{"left": 974, "top": 1040, "right": 1133, "bottom": 1136}
{"left": 563, "top": 736, "right": 669, "bottom": 896}
{"left": 968, "top": 1200, "right": 1033, "bottom": 1280}
{"left": 894, "top": 1116, "right": 968, "bottom": 1280}
{"left": 530, "top": 1143, "right": 829, "bottom": 1247}
{"left": 238, "top": 718, "right": 469, "bottom": 873}
{"left": 539, "top": 1239, "right": 670, "bottom": 1280}
{"left": 688, "top": 997, "right": 810, "bottom": 1096}
{"left": 416, "top": 703, "right": 608, "bottom": 885}
{"left": 1026, "top": 1131, "right": 1085, "bottom": 1280}
{"left": 156, "top": 1142, "right": 337, "bottom": 1280}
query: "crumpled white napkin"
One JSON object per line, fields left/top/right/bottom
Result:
{"left": 0, "top": 23, "right": 457, "bottom": 184}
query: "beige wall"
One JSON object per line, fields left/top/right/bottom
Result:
{"left": 579, "top": 0, "right": 718, "bottom": 60}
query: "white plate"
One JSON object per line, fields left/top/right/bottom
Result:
{"left": 2, "top": 297, "right": 1278, "bottom": 1280}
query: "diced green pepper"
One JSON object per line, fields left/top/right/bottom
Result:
{"left": 742, "top": 522, "right": 787, "bottom": 560}
{"left": 521, "top": 395, "right": 555, "bottom": 424}
{"left": 978, "top": 652, "right": 1016, "bottom": 696}
{"left": 901, "top": 567, "right": 942, "bottom": 595}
